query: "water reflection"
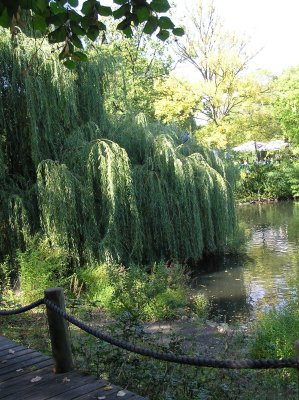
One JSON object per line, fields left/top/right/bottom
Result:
{"left": 193, "top": 202, "right": 299, "bottom": 323}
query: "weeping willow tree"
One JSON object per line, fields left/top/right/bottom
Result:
{"left": 0, "top": 30, "right": 237, "bottom": 273}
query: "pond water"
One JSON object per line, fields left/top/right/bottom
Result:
{"left": 193, "top": 201, "right": 299, "bottom": 324}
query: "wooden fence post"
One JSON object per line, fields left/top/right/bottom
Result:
{"left": 44, "top": 287, "right": 74, "bottom": 373}
{"left": 294, "top": 340, "right": 299, "bottom": 400}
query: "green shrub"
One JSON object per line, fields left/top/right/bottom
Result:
{"left": 236, "top": 162, "right": 293, "bottom": 201}
{"left": 17, "top": 237, "right": 69, "bottom": 302}
{"left": 249, "top": 302, "right": 299, "bottom": 360}
{"left": 191, "top": 293, "right": 210, "bottom": 319}
{"left": 77, "top": 262, "right": 194, "bottom": 321}
{"left": 286, "top": 161, "right": 299, "bottom": 197}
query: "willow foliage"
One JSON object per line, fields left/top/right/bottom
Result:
{"left": 0, "top": 31, "right": 237, "bottom": 270}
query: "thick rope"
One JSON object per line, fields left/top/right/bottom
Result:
{"left": 0, "top": 298, "right": 45, "bottom": 315}
{"left": 1, "top": 298, "right": 298, "bottom": 369}
{"left": 43, "top": 299, "right": 299, "bottom": 370}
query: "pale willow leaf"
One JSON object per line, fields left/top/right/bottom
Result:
{"left": 8, "top": 349, "right": 15, "bottom": 354}
{"left": 117, "top": 390, "right": 127, "bottom": 396}
{"left": 30, "top": 376, "right": 42, "bottom": 382}
{"left": 97, "top": 397, "right": 106, "bottom": 400}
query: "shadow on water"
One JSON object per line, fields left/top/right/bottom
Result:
{"left": 191, "top": 201, "right": 299, "bottom": 324}
{"left": 191, "top": 253, "right": 254, "bottom": 323}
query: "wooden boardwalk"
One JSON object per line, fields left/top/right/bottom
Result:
{"left": 0, "top": 336, "right": 146, "bottom": 400}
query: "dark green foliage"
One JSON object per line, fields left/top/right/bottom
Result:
{"left": 236, "top": 162, "right": 295, "bottom": 201}
{"left": 0, "top": 31, "right": 237, "bottom": 273}
{"left": 0, "top": 0, "right": 183, "bottom": 67}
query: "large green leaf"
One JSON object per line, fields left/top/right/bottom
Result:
{"left": 69, "top": 10, "right": 82, "bottom": 22}
{"left": 113, "top": 4, "right": 131, "bottom": 19}
{"left": 172, "top": 27, "right": 184, "bottom": 36}
{"left": 143, "top": 16, "right": 158, "bottom": 34}
{"left": 70, "top": 34, "right": 83, "bottom": 49}
{"left": 150, "top": 0, "right": 170, "bottom": 13}
{"left": 158, "top": 16, "right": 174, "bottom": 29}
{"left": 68, "top": 0, "right": 79, "bottom": 6}
{"left": 96, "top": 4, "right": 112, "bottom": 16}
{"left": 49, "top": 2, "right": 65, "bottom": 14}
{"left": 117, "top": 18, "right": 131, "bottom": 31}
{"left": 35, "top": 0, "right": 48, "bottom": 13}
{"left": 47, "top": 12, "right": 68, "bottom": 27}
{"left": 70, "top": 21, "right": 86, "bottom": 36}
{"left": 135, "top": 6, "right": 150, "bottom": 23}
{"left": 81, "top": 0, "right": 94, "bottom": 15}
{"left": 48, "top": 26, "right": 67, "bottom": 43}
{"left": 72, "top": 51, "right": 88, "bottom": 62}
{"left": 113, "top": 0, "right": 127, "bottom": 4}
{"left": 86, "top": 25, "right": 100, "bottom": 40}
{"left": 123, "top": 26, "right": 133, "bottom": 37}
{"left": 32, "top": 14, "right": 47, "bottom": 32}
{"left": 63, "top": 59, "right": 76, "bottom": 69}
{"left": 0, "top": 8, "right": 11, "bottom": 29}
{"left": 156, "top": 29, "right": 169, "bottom": 41}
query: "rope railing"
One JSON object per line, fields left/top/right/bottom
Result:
{"left": 1, "top": 289, "right": 299, "bottom": 373}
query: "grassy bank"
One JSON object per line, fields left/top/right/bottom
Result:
{"left": 1, "top": 287, "right": 298, "bottom": 399}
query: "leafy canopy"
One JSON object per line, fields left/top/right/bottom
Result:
{"left": 0, "top": 0, "right": 183, "bottom": 68}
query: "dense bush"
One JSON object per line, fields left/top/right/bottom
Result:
{"left": 235, "top": 162, "right": 297, "bottom": 201}
{"left": 249, "top": 301, "right": 299, "bottom": 360}
{"left": 76, "top": 262, "right": 205, "bottom": 321}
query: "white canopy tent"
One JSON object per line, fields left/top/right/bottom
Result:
{"left": 233, "top": 140, "right": 290, "bottom": 152}
{"left": 232, "top": 141, "right": 266, "bottom": 152}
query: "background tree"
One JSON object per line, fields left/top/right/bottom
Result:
{"left": 175, "top": 0, "right": 257, "bottom": 126}
{"left": 196, "top": 71, "right": 282, "bottom": 147}
{"left": 153, "top": 75, "right": 200, "bottom": 129}
{"left": 273, "top": 66, "right": 299, "bottom": 144}
{"left": 98, "top": 24, "right": 173, "bottom": 118}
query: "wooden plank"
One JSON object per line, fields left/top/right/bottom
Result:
{"left": 0, "top": 345, "right": 29, "bottom": 357}
{"left": 0, "top": 370, "right": 92, "bottom": 399}
{"left": 0, "top": 351, "right": 50, "bottom": 370}
{"left": 0, "top": 336, "right": 146, "bottom": 400}
{"left": 0, "top": 359, "right": 53, "bottom": 382}
{"left": 0, "top": 355, "right": 53, "bottom": 380}
{"left": 16, "top": 375, "right": 96, "bottom": 400}
{"left": 0, "top": 348, "right": 36, "bottom": 365}
{"left": 23, "top": 377, "right": 101, "bottom": 400}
